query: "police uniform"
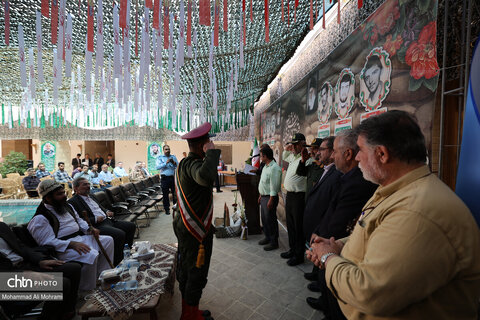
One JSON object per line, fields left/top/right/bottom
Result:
{"left": 173, "top": 122, "right": 220, "bottom": 320}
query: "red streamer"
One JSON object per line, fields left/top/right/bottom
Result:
{"left": 153, "top": 0, "right": 160, "bottom": 29}
{"left": 322, "top": 0, "right": 325, "bottom": 28}
{"left": 4, "top": 0, "right": 10, "bottom": 46}
{"left": 214, "top": 1, "right": 219, "bottom": 46}
{"left": 51, "top": 0, "right": 58, "bottom": 44}
{"left": 41, "top": 0, "right": 49, "bottom": 18}
{"left": 265, "top": 0, "right": 269, "bottom": 42}
{"left": 223, "top": 0, "right": 227, "bottom": 32}
{"left": 309, "top": 0, "right": 313, "bottom": 29}
{"left": 119, "top": 0, "right": 127, "bottom": 29}
{"left": 163, "top": 4, "right": 169, "bottom": 48}
{"left": 146, "top": 0, "right": 153, "bottom": 9}
{"left": 187, "top": 0, "right": 192, "bottom": 45}
{"left": 337, "top": 0, "right": 340, "bottom": 24}
{"left": 358, "top": 0, "right": 363, "bottom": 8}
{"left": 87, "top": 4, "right": 94, "bottom": 52}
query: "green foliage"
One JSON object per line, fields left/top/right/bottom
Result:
{"left": 0, "top": 151, "right": 28, "bottom": 178}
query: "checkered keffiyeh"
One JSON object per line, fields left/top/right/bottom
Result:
{"left": 89, "top": 244, "right": 177, "bottom": 320}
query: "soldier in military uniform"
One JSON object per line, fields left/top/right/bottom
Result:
{"left": 173, "top": 122, "right": 220, "bottom": 320}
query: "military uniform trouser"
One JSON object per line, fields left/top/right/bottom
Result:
{"left": 173, "top": 213, "right": 214, "bottom": 306}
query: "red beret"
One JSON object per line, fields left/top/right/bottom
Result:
{"left": 181, "top": 122, "right": 216, "bottom": 140}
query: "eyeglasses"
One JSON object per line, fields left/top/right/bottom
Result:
{"left": 318, "top": 147, "right": 331, "bottom": 151}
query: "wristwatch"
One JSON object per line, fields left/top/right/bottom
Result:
{"left": 320, "top": 252, "right": 336, "bottom": 268}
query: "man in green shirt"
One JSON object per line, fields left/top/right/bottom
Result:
{"left": 174, "top": 122, "right": 219, "bottom": 320}
{"left": 257, "top": 147, "right": 282, "bottom": 251}
{"left": 281, "top": 133, "right": 308, "bottom": 266}
{"left": 296, "top": 138, "right": 324, "bottom": 198}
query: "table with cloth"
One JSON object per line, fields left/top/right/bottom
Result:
{"left": 79, "top": 243, "right": 177, "bottom": 320}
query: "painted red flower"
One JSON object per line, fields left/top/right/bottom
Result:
{"left": 383, "top": 34, "right": 403, "bottom": 57}
{"left": 405, "top": 21, "right": 439, "bottom": 79}
{"left": 369, "top": 0, "right": 400, "bottom": 36}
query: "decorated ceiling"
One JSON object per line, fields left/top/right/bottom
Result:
{"left": 0, "top": 0, "right": 339, "bottom": 132}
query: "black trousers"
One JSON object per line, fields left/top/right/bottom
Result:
{"left": 260, "top": 195, "right": 279, "bottom": 245}
{"left": 1, "top": 261, "right": 81, "bottom": 320}
{"left": 161, "top": 175, "right": 176, "bottom": 211}
{"left": 318, "top": 269, "right": 347, "bottom": 320}
{"left": 285, "top": 191, "right": 306, "bottom": 259}
{"left": 173, "top": 214, "right": 213, "bottom": 306}
{"left": 96, "top": 218, "right": 136, "bottom": 265}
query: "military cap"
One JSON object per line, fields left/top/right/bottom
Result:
{"left": 181, "top": 122, "right": 216, "bottom": 140}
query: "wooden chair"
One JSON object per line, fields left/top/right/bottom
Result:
{"left": 40, "top": 176, "right": 54, "bottom": 181}
{"left": 111, "top": 178, "right": 122, "bottom": 187}
{"left": 121, "top": 176, "right": 130, "bottom": 184}
{"left": 0, "top": 179, "right": 22, "bottom": 199}
{"left": 60, "top": 182, "right": 73, "bottom": 198}
{"left": 6, "top": 173, "right": 21, "bottom": 179}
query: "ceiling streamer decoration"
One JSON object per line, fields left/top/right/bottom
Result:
{"left": 0, "top": 0, "right": 341, "bottom": 134}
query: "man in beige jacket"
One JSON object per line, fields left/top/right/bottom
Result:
{"left": 308, "top": 110, "right": 480, "bottom": 320}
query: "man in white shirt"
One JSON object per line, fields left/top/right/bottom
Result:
{"left": 68, "top": 178, "right": 136, "bottom": 265}
{"left": 113, "top": 162, "right": 129, "bottom": 177}
{"left": 28, "top": 180, "right": 114, "bottom": 291}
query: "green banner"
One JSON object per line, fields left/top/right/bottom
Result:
{"left": 147, "top": 142, "right": 163, "bottom": 175}
{"left": 41, "top": 141, "right": 56, "bottom": 172}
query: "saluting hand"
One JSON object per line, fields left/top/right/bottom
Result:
{"left": 203, "top": 141, "right": 215, "bottom": 152}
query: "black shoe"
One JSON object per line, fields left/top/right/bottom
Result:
{"left": 307, "top": 281, "right": 321, "bottom": 292}
{"left": 306, "top": 297, "right": 325, "bottom": 311}
{"left": 287, "top": 256, "right": 304, "bottom": 266}
{"left": 258, "top": 238, "right": 269, "bottom": 245}
{"left": 165, "top": 209, "right": 170, "bottom": 215}
{"left": 216, "top": 190, "right": 223, "bottom": 193}
{"left": 263, "top": 243, "right": 279, "bottom": 251}
{"left": 201, "top": 310, "right": 211, "bottom": 317}
{"left": 280, "top": 250, "right": 294, "bottom": 259}
{"left": 304, "top": 271, "right": 318, "bottom": 281}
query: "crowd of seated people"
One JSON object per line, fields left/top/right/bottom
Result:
{"left": 1, "top": 165, "right": 165, "bottom": 319}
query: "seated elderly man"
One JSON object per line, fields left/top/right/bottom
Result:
{"left": 113, "top": 162, "right": 128, "bottom": 178}
{"left": 308, "top": 110, "right": 480, "bottom": 319}
{"left": 68, "top": 177, "right": 136, "bottom": 265}
{"left": 23, "top": 168, "right": 41, "bottom": 197}
{"left": 0, "top": 222, "right": 81, "bottom": 320}
{"left": 28, "top": 180, "right": 114, "bottom": 291}
{"left": 98, "top": 164, "right": 114, "bottom": 189}
{"left": 74, "top": 165, "right": 93, "bottom": 186}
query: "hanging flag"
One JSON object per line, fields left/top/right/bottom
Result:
{"left": 53, "top": 48, "right": 59, "bottom": 104}
{"left": 36, "top": 11, "right": 45, "bottom": 83}
{"left": 322, "top": 0, "right": 325, "bottom": 28}
{"left": 337, "top": 0, "right": 340, "bottom": 24}
{"left": 18, "top": 25, "right": 27, "bottom": 88}
{"left": 178, "top": 0, "right": 185, "bottom": 66}
{"left": 4, "top": 0, "right": 10, "bottom": 46}
{"left": 58, "top": 0, "right": 66, "bottom": 60}
{"left": 456, "top": 39, "right": 480, "bottom": 226}
{"left": 309, "top": 0, "right": 313, "bottom": 29}
{"left": 223, "top": 0, "right": 227, "bottom": 32}
{"left": 51, "top": 0, "right": 58, "bottom": 44}
{"left": 41, "top": 0, "right": 49, "bottom": 17}
{"left": 120, "top": 0, "right": 127, "bottom": 29}
{"left": 123, "top": 0, "right": 131, "bottom": 102}
{"left": 29, "top": 48, "right": 36, "bottom": 100}
{"left": 265, "top": 0, "right": 269, "bottom": 42}
{"left": 214, "top": 0, "right": 219, "bottom": 46}
{"left": 95, "top": 0, "right": 104, "bottom": 79}
{"left": 168, "top": 13, "right": 173, "bottom": 76}
{"left": 239, "top": 12, "right": 244, "bottom": 68}
{"left": 65, "top": 13, "right": 73, "bottom": 77}
{"left": 153, "top": 0, "right": 160, "bottom": 29}
{"left": 199, "top": 0, "right": 210, "bottom": 26}
{"left": 113, "top": 4, "right": 121, "bottom": 76}
{"left": 281, "top": 0, "right": 284, "bottom": 21}
{"left": 87, "top": 0, "right": 94, "bottom": 52}
{"left": 250, "top": 0, "right": 253, "bottom": 21}
{"left": 358, "top": 0, "right": 363, "bottom": 8}
{"left": 135, "top": 1, "right": 138, "bottom": 56}
{"left": 187, "top": 0, "right": 192, "bottom": 46}
{"left": 163, "top": 0, "right": 169, "bottom": 48}
{"left": 146, "top": 0, "right": 153, "bottom": 9}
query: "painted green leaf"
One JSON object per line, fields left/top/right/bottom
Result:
{"left": 409, "top": 77, "right": 424, "bottom": 91}
{"left": 423, "top": 75, "right": 439, "bottom": 92}
{"left": 417, "top": 0, "right": 431, "bottom": 15}
{"left": 397, "top": 46, "right": 408, "bottom": 63}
